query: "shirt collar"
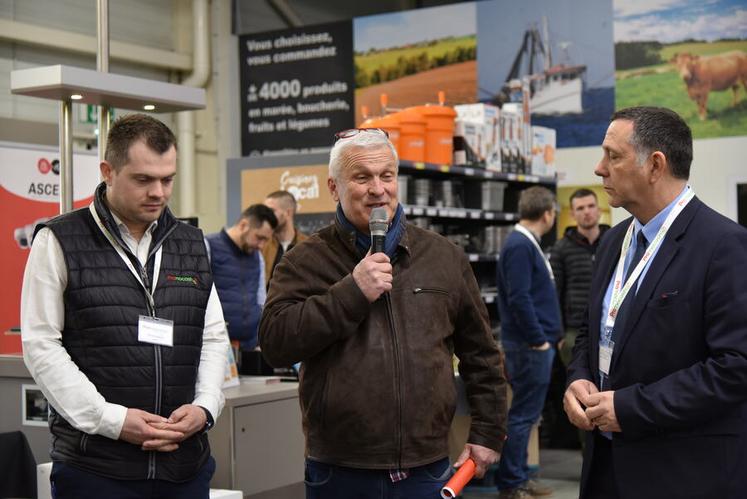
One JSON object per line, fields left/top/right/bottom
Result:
{"left": 109, "top": 211, "right": 158, "bottom": 237}
{"left": 634, "top": 185, "right": 690, "bottom": 243}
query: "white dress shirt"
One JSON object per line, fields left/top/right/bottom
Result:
{"left": 21, "top": 206, "right": 229, "bottom": 440}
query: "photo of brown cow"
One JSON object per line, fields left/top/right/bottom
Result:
{"left": 670, "top": 51, "right": 747, "bottom": 120}
{"left": 614, "top": 0, "right": 747, "bottom": 138}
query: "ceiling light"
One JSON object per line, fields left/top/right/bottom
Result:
{"left": 143, "top": 104, "right": 155, "bottom": 111}
{"left": 70, "top": 94, "right": 83, "bottom": 100}
{"left": 11, "top": 65, "right": 205, "bottom": 112}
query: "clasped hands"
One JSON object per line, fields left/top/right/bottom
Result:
{"left": 563, "top": 379, "right": 621, "bottom": 433}
{"left": 119, "top": 404, "right": 207, "bottom": 452}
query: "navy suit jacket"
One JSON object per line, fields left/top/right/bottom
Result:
{"left": 568, "top": 197, "right": 747, "bottom": 499}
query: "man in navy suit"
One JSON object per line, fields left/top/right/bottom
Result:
{"left": 564, "top": 106, "right": 747, "bottom": 498}
{"left": 495, "top": 186, "right": 562, "bottom": 499}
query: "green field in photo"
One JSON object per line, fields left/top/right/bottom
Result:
{"left": 660, "top": 40, "right": 747, "bottom": 61}
{"left": 355, "top": 35, "right": 476, "bottom": 88}
{"left": 355, "top": 35, "right": 476, "bottom": 70}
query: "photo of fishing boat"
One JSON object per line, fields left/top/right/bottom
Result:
{"left": 477, "top": 0, "right": 614, "bottom": 147}
{"left": 502, "top": 17, "right": 587, "bottom": 115}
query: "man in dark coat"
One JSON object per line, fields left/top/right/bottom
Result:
{"left": 564, "top": 107, "right": 747, "bottom": 499}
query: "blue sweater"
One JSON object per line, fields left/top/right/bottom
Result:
{"left": 496, "top": 229, "right": 563, "bottom": 345}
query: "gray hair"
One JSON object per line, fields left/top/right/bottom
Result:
{"left": 328, "top": 131, "right": 399, "bottom": 181}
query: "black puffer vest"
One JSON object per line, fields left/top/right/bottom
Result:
{"left": 39, "top": 183, "right": 213, "bottom": 482}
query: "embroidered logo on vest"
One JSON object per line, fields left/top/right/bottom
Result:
{"left": 167, "top": 274, "right": 198, "bottom": 286}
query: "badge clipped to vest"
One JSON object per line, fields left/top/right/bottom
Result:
{"left": 138, "top": 315, "right": 174, "bottom": 347}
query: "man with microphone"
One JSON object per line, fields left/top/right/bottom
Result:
{"left": 260, "top": 128, "right": 508, "bottom": 498}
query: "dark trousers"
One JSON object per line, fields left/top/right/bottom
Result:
{"left": 585, "top": 433, "right": 620, "bottom": 499}
{"left": 495, "top": 343, "right": 555, "bottom": 490}
{"left": 304, "top": 457, "right": 452, "bottom": 499}
{"left": 51, "top": 456, "right": 215, "bottom": 499}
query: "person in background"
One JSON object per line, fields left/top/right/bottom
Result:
{"left": 259, "top": 127, "right": 507, "bottom": 499}
{"left": 206, "top": 204, "right": 276, "bottom": 351}
{"left": 545, "top": 189, "right": 610, "bottom": 451}
{"left": 262, "top": 190, "right": 308, "bottom": 286}
{"left": 494, "top": 186, "right": 562, "bottom": 499}
{"left": 564, "top": 106, "right": 747, "bottom": 498}
{"left": 550, "top": 189, "right": 610, "bottom": 367}
{"left": 21, "top": 114, "right": 229, "bottom": 498}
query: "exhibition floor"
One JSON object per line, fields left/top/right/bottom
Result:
{"left": 462, "top": 448, "right": 582, "bottom": 499}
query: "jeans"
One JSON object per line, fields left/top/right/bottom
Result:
{"left": 305, "top": 457, "right": 452, "bottom": 499}
{"left": 50, "top": 456, "right": 215, "bottom": 499}
{"left": 495, "top": 342, "right": 555, "bottom": 490}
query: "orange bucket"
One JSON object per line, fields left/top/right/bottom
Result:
{"left": 396, "top": 108, "right": 426, "bottom": 162}
{"left": 411, "top": 105, "right": 457, "bottom": 165}
{"left": 361, "top": 113, "right": 401, "bottom": 154}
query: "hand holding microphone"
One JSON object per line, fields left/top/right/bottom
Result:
{"left": 352, "top": 207, "right": 392, "bottom": 302}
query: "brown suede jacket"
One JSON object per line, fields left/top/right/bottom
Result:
{"left": 259, "top": 219, "right": 507, "bottom": 469}
{"left": 261, "top": 227, "right": 309, "bottom": 286}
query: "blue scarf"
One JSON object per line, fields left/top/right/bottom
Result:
{"left": 336, "top": 204, "right": 406, "bottom": 260}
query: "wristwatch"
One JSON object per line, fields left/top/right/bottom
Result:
{"left": 198, "top": 406, "right": 214, "bottom": 433}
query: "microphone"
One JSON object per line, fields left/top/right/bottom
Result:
{"left": 369, "top": 207, "right": 389, "bottom": 254}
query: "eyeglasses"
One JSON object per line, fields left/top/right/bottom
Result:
{"left": 333, "top": 128, "right": 389, "bottom": 143}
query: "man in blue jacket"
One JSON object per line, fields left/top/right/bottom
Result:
{"left": 206, "top": 204, "right": 276, "bottom": 351}
{"left": 495, "top": 186, "right": 562, "bottom": 499}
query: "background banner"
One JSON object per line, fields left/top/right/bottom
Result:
{"left": 0, "top": 144, "right": 99, "bottom": 353}
{"left": 239, "top": 21, "right": 355, "bottom": 156}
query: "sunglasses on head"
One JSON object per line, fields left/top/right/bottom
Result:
{"left": 333, "top": 128, "right": 389, "bottom": 143}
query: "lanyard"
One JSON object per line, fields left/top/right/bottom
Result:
{"left": 514, "top": 223, "right": 554, "bottom": 281}
{"left": 88, "top": 204, "right": 163, "bottom": 315}
{"left": 605, "top": 187, "right": 694, "bottom": 330}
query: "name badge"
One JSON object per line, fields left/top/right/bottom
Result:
{"left": 138, "top": 315, "right": 174, "bottom": 347}
{"left": 599, "top": 338, "right": 614, "bottom": 376}
{"left": 599, "top": 325, "right": 615, "bottom": 376}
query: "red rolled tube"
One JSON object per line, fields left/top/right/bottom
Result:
{"left": 440, "top": 458, "right": 476, "bottom": 498}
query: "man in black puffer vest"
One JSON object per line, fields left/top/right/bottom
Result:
{"left": 21, "top": 114, "right": 230, "bottom": 498}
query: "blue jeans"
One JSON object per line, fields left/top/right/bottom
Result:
{"left": 50, "top": 456, "right": 215, "bottom": 499}
{"left": 305, "top": 457, "right": 453, "bottom": 499}
{"left": 495, "top": 343, "right": 555, "bottom": 491}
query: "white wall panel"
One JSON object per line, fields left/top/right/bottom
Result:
{"left": 4, "top": 0, "right": 174, "bottom": 50}
{"left": 0, "top": 0, "right": 177, "bottom": 126}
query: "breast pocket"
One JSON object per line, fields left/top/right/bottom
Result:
{"left": 408, "top": 286, "right": 453, "bottom": 339}
{"left": 413, "top": 286, "right": 450, "bottom": 297}
{"left": 647, "top": 290, "right": 683, "bottom": 309}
